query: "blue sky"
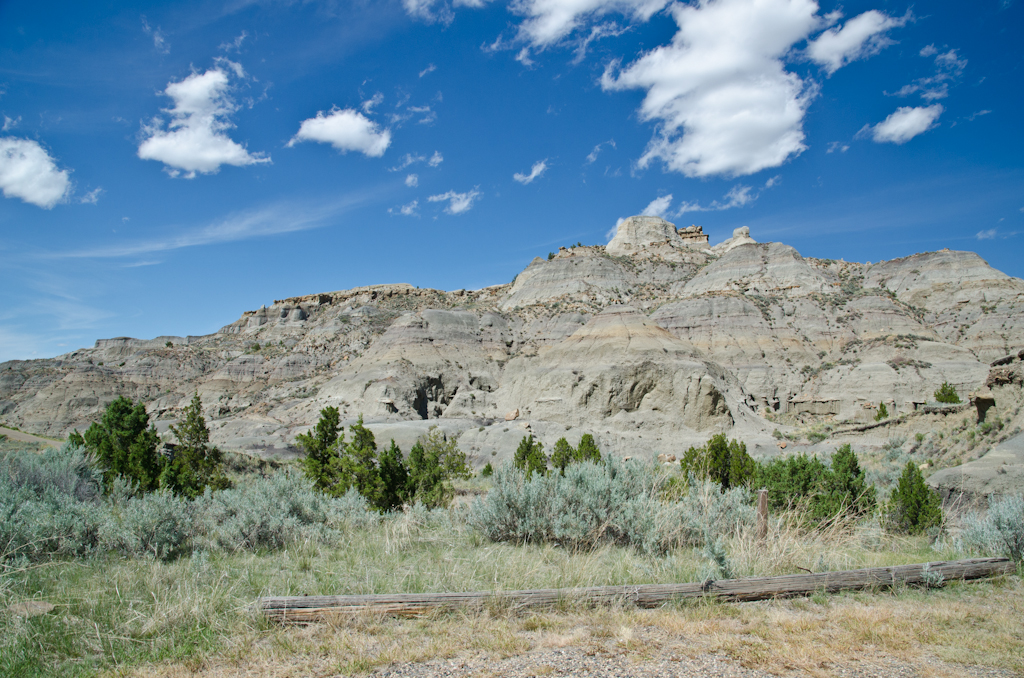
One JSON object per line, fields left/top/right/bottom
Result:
{"left": 1, "top": 0, "right": 1021, "bottom": 362}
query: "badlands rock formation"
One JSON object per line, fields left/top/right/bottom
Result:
{"left": 2, "top": 216, "right": 1023, "bottom": 474}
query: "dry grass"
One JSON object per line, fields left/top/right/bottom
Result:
{"left": 120, "top": 573, "right": 1024, "bottom": 678}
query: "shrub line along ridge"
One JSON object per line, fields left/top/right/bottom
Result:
{"left": 257, "top": 557, "right": 1015, "bottom": 622}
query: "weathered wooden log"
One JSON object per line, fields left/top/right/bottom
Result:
{"left": 258, "top": 557, "right": 1015, "bottom": 623}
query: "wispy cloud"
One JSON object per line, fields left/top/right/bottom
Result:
{"left": 513, "top": 159, "right": 548, "bottom": 184}
{"left": 428, "top": 188, "right": 481, "bottom": 214}
{"left": 49, "top": 191, "right": 382, "bottom": 259}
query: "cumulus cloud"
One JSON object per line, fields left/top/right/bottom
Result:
{"left": 429, "top": 151, "right": 444, "bottom": 167}
{"left": 428, "top": 188, "right": 481, "bottom": 214}
{"left": 602, "top": 0, "right": 820, "bottom": 179}
{"left": 2, "top": 116, "right": 20, "bottom": 131}
{"left": 406, "top": 173, "right": 419, "bottom": 187}
{"left": 0, "top": 137, "right": 71, "bottom": 208}
{"left": 806, "top": 10, "right": 908, "bottom": 75}
{"left": 513, "top": 159, "right": 548, "bottom": 184}
{"left": 288, "top": 108, "right": 392, "bottom": 157}
{"left": 641, "top": 194, "right": 673, "bottom": 217}
{"left": 864, "top": 104, "right": 943, "bottom": 144}
{"left": 138, "top": 68, "right": 270, "bottom": 178}
{"left": 826, "top": 141, "right": 850, "bottom": 153}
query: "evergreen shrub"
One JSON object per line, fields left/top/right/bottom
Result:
{"left": 884, "top": 461, "right": 942, "bottom": 534}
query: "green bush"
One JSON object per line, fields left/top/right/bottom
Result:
{"left": 884, "top": 462, "right": 942, "bottom": 534}
{"left": 550, "top": 434, "right": 602, "bottom": 475}
{"left": 480, "top": 462, "right": 493, "bottom": 477}
{"left": 406, "top": 427, "right": 471, "bottom": 509}
{"left": 756, "top": 445, "right": 875, "bottom": 523}
{"left": 79, "top": 396, "right": 163, "bottom": 493}
{"left": 679, "top": 434, "right": 755, "bottom": 490}
{"left": 934, "top": 382, "right": 961, "bottom": 404}
{"left": 875, "top": 402, "right": 889, "bottom": 421}
{"left": 160, "top": 393, "right": 230, "bottom": 499}
{"left": 513, "top": 434, "right": 548, "bottom": 479}
{"left": 957, "top": 493, "right": 1024, "bottom": 563}
{"left": 296, "top": 405, "right": 342, "bottom": 493}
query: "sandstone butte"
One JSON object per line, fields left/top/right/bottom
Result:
{"left": 3, "top": 216, "right": 1023, "bottom": 500}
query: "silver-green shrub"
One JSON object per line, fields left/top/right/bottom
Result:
{"left": 0, "top": 443, "right": 105, "bottom": 560}
{"left": 1, "top": 441, "right": 102, "bottom": 502}
{"left": 957, "top": 493, "right": 1024, "bottom": 563}
{"left": 199, "top": 471, "right": 377, "bottom": 552}
{"left": 100, "top": 491, "right": 197, "bottom": 561}
{"left": 470, "top": 459, "right": 753, "bottom": 554}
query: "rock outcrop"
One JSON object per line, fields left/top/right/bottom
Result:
{"left": 2, "top": 217, "right": 1023, "bottom": 473}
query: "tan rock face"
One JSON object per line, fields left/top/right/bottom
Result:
{"left": 2, "top": 219, "right": 1022, "bottom": 465}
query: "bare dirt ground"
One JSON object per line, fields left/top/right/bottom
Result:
{"left": 0, "top": 425, "right": 62, "bottom": 446}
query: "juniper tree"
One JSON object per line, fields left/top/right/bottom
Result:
{"left": 297, "top": 406, "right": 343, "bottom": 493}
{"left": 407, "top": 427, "right": 471, "bottom": 509}
{"left": 81, "top": 396, "right": 162, "bottom": 493}
{"left": 575, "top": 433, "right": 601, "bottom": 464}
{"left": 161, "top": 392, "right": 230, "bottom": 499}
{"left": 513, "top": 434, "right": 547, "bottom": 479}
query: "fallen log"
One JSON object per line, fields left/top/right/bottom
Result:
{"left": 258, "top": 557, "right": 1015, "bottom": 623}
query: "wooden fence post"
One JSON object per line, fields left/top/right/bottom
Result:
{"left": 757, "top": 489, "right": 768, "bottom": 542}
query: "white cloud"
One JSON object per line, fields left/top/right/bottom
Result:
{"left": 362, "top": 93, "right": 384, "bottom": 113}
{"left": 220, "top": 31, "right": 248, "bottom": 52}
{"left": 419, "top": 63, "right": 437, "bottom": 77}
{"left": 391, "top": 153, "right": 426, "bottom": 171}
{"left": 428, "top": 188, "right": 481, "bottom": 214}
{"left": 79, "top": 188, "right": 103, "bottom": 204}
{"left": 890, "top": 47, "right": 967, "bottom": 102}
{"left": 865, "top": 104, "right": 943, "bottom": 144}
{"left": 0, "top": 137, "right": 71, "bottom": 209}
{"left": 826, "top": 141, "right": 850, "bottom": 153}
{"left": 513, "top": 159, "right": 548, "bottom": 184}
{"left": 641, "top": 194, "right": 672, "bottom": 217}
{"left": 289, "top": 108, "right": 392, "bottom": 157}
{"left": 602, "top": 0, "right": 820, "bottom": 179}
{"left": 403, "top": 0, "right": 490, "bottom": 25}
{"left": 138, "top": 68, "right": 270, "bottom": 178}
{"left": 405, "top": 173, "right": 419, "bottom": 187}
{"left": 389, "top": 199, "right": 420, "bottom": 216}
{"left": 428, "top": 150, "right": 444, "bottom": 167}
{"left": 976, "top": 228, "right": 997, "bottom": 240}
{"left": 53, "top": 193, "right": 380, "bottom": 259}
{"left": 585, "top": 139, "right": 615, "bottom": 164}
{"left": 2, "top": 115, "right": 20, "bottom": 131}
{"left": 674, "top": 175, "right": 778, "bottom": 215}
{"left": 806, "top": 10, "right": 907, "bottom": 75}
{"left": 511, "top": 0, "right": 669, "bottom": 48}
{"left": 141, "top": 17, "right": 169, "bottom": 54}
